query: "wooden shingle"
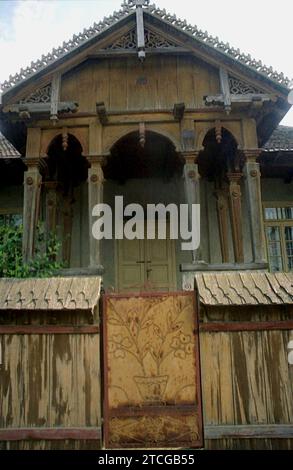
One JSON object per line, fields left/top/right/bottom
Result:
{"left": 0, "top": 277, "right": 101, "bottom": 313}
{"left": 195, "top": 272, "right": 293, "bottom": 306}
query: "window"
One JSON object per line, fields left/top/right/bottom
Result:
{"left": 0, "top": 212, "right": 22, "bottom": 228}
{"left": 264, "top": 204, "right": 293, "bottom": 272}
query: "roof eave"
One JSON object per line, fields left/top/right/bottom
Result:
{"left": 1, "top": 11, "right": 136, "bottom": 104}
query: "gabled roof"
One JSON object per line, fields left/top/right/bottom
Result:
{"left": 0, "top": 131, "right": 21, "bottom": 158}
{"left": 264, "top": 125, "right": 293, "bottom": 152}
{"left": 1, "top": 0, "right": 291, "bottom": 95}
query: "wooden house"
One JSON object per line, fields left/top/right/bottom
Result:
{"left": 0, "top": 0, "right": 292, "bottom": 450}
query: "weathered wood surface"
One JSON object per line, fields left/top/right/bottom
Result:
{"left": 0, "top": 334, "right": 101, "bottom": 435}
{"left": 200, "top": 320, "right": 293, "bottom": 332}
{"left": 61, "top": 56, "right": 219, "bottom": 114}
{"left": 0, "top": 326, "right": 99, "bottom": 334}
{"left": 205, "top": 424, "right": 293, "bottom": 439}
{"left": 0, "top": 427, "right": 101, "bottom": 440}
{"left": 200, "top": 325, "right": 293, "bottom": 429}
{"left": 1, "top": 440, "right": 100, "bottom": 450}
{"left": 205, "top": 438, "right": 293, "bottom": 450}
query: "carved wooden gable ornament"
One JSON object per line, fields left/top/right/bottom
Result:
{"left": 1, "top": 0, "right": 291, "bottom": 132}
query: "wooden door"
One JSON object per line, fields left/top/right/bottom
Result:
{"left": 103, "top": 291, "right": 203, "bottom": 449}
{"left": 117, "top": 238, "right": 145, "bottom": 292}
{"left": 146, "top": 237, "right": 176, "bottom": 291}
{"left": 117, "top": 235, "right": 176, "bottom": 292}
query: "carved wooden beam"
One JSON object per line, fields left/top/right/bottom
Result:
{"left": 219, "top": 68, "right": 231, "bottom": 114}
{"left": 5, "top": 102, "right": 78, "bottom": 118}
{"left": 173, "top": 102, "right": 185, "bottom": 121}
{"left": 136, "top": 1, "right": 146, "bottom": 61}
{"left": 96, "top": 102, "right": 108, "bottom": 125}
{"left": 50, "top": 72, "right": 61, "bottom": 122}
{"left": 205, "top": 93, "right": 274, "bottom": 107}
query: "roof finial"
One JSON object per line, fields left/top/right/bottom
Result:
{"left": 124, "top": 0, "right": 149, "bottom": 62}
{"left": 122, "top": 0, "right": 150, "bottom": 8}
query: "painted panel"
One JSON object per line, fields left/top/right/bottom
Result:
{"left": 103, "top": 292, "right": 203, "bottom": 449}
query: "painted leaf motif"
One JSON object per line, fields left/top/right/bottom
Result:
{"left": 122, "top": 337, "right": 132, "bottom": 348}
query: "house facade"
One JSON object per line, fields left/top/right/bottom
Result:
{"left": 0, "top": 0, "right": 292, "bottom": 450}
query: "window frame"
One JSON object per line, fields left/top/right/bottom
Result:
{"left": 263, "top": 202, "right": 293, "bottom": 273}
{"left": 0, "top": 208, "right": 23, "bottom": 227}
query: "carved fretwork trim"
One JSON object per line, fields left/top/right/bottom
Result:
{"left": 1, "top": 2, "right": 290, "bottom": 91}
{"left": 104, "top": 28, "right": 180, "bottom": 50}
{"left": 229, "top": 76, "right": 263, "bottom": 95}
{"left": 19, "top": 84, "right": 52, "bottom": 104}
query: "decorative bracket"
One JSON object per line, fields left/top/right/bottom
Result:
{"left": 173, "top": 103, "right": 185, "bottom": 121}
{"left": 96, "top": 102, "right": 108, "bottom": 125}
{"left": 215, "top": 120, "right": 222, "bottom": 144}
{"left": 139, "top": 122, "right": 146, "bottom": 148}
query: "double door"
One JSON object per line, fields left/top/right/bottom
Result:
{"left": 117, "top": 235, "right": 176, "bottom": 292}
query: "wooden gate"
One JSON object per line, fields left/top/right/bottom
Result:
{"left": 103, "top": 291, "right": 203, "bottom": 449}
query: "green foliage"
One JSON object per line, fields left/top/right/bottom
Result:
{"left": 0, "top": 224, "right": 63, "bottom": 278}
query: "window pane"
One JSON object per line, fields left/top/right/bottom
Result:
{"left": 266, "top": 226, "right": 280, "bottom": 241}
{"left": 0, "top": 213, "right": 22, "bottom": 227}
{"left": 268, "top": 242, "right": 282, "bottom": 257}
{"left": 281, "top": 207, "right": 293, "bottom": 220}
{"left": 265, "top": 208, "right": 278, "bottom": 220}
{"left": 286, "top": 243, "right": 293, "bottom": 257}
{"left": 285, "top": 226, "right": 293, "bottom": 241}
{"left": 269, "top": 257, "right": 283, "bottom": 272}
{"left": 288, "top": 257, "right": 293, "bottom": 271}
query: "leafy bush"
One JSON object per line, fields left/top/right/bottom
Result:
{"left": 0, "top": 224, "right": 63, "bottom": 278}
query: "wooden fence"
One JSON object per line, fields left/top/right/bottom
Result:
{"left": 0, "top": 292, "right": 292, "bottom": 449}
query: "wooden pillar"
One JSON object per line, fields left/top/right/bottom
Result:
{"left": 62, "top": 195, "right": 74, "bottom": 265}
{"left": 44, "top": 182, "right": 58, "bottom": 234}
{"left": 87, "top": 156, "right": 105, "bottom": 267}
{"left": 182, "top": 151, "right": 201, "bottom": 263}
{"left": 23, "top": 159, "right": 42, "bottom": 262}
{"left": 214, "top": 187, "right": 230, "bottom": 263}
{"left": 227, "top": 172, "right": 244, "bottom": 263}
{"left": 243, "top": 149, "right": 266, "bottom": 263}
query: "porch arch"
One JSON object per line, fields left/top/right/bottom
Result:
{"left": 104, "top": 129, "right": 183, "bottom": 181}
{"left": 103, "top": 125, "right": 181, "bottom": 154}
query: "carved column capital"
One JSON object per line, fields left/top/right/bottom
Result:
{"left": 242, "top": 149, "right": 263, "bottom": 162}
{"left": 86, "top": 154, "right": 109, "bottom": 167}
{"left": 181, "top": 150, "right": 201, "bottom": 165}
{"left": 24, "top": 157, "right": 42, "bottom": 169}
{"left": 226, "top": 172, "right": 243, "bottom": 184}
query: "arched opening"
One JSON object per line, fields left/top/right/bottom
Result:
{"left": 198, "top": 127, "right": 242, "bottom": 186}
{"left": 43, "top": 133, "right": 88, "bottom": 266}
{"left": 46, "top": 133, "right": 88, "bottom": 194}
{"left": 198, "top": 127, "right": 245, "bottom": 264}
{"left": 102, "top": 131, "right": 184, "bottom": 293}
{"left": 104, "top": 131, "right": 183, "bottom": 182}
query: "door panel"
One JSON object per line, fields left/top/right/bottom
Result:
{"left": 117, "top": 238, "right": 144, "bottom": 292}
{"left": 146, "top": 237, "right": 176, "bottom": 291}
{"left": 103, "top": 292, "right": 203, "bottom": 449}
{"left": 117, "top": 233, "right": 176, "bottom": 292}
